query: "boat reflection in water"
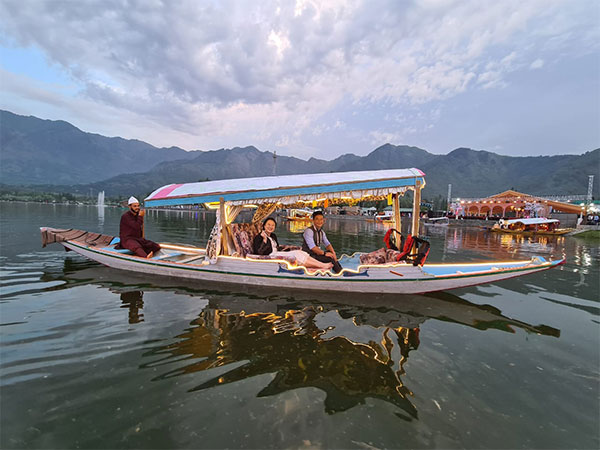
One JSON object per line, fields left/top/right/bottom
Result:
{"left": 153, "top": 304, "right": 421, "bottom": 420}
{"left": 46, "top": 263, "right": 560, "bottom": 421}
{"left": 120, "top": 290, "right": 144, "bottom": 324}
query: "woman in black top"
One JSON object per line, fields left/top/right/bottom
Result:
{"left": 253, "top": 218, "right": 333, "bottom": 271}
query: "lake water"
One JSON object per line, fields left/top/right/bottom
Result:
{"left": 1, "top": 202, "right": 598, "bottom": 449}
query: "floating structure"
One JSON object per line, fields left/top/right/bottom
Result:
{"left": 423, "top": 217, "right": 449, "bottom": 227}
{"left": 490, "top": 218, "right": 573, "bottom": 236}
{"left": 451, "top": 190, "right": 586, "bottom": 218}
{"left": 285, "top": 208, "right": 313, "bottom": 222}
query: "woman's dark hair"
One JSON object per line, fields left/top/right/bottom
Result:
{"left": 263, "top": 217, "right": 277, "bottom": 228}
{"left": 312, "top": 211, "right": 324, "bottom": 219}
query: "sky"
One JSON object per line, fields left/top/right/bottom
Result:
{"left": 0, "top": 0, "right": 598, "bottom": 160}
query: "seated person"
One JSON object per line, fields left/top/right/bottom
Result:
{"left": 252, "top": 218, "right": 333, "bottom": 271}
{"left": 302, "top": 211, "right": 343, "bottom": 273}
{"left": 119, "top": 196, "right": 161, "bottom": 258}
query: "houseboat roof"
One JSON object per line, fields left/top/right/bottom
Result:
{"left": 426, "top": 217, "right": 449, "bottom": 221}
{"left": 501, "top": 218, "right": 559, "bottom": 225}
{"left": 145, "top": 168, "right": 426, "bottom": 207}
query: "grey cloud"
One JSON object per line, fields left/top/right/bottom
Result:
{"left": 0, "top": 0, "right": 597, "bottom": 155}
{"left": 0, "top": 68, "right": 69, "bottom": 107}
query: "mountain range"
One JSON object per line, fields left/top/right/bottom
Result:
{"left": 1, "top": 110, "right": 598, "bottom": 200}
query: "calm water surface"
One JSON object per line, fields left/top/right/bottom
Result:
{"left": 1, "top": 203, "right": 598, "bottom": 449}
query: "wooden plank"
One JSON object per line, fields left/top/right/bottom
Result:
{"left": 178, "top": 255, "right": 205, "bottom": 264}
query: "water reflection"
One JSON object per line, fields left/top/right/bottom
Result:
{"left": 97, "top": 204, "right": 104, "bottom": 228}
{"left": 148, "top": 303, "right": 420, "bottom": 419}
{"left": 287, "top": 219, "right": 311, "bottom": 234}
{"left": 103, "top": 281, "right": 561, "bottom": 421}
{"left": 440, "top": 227, "right": 566, "bottom": 261}
{"left": 120, "top": 290, "right": 144, "bottom": 323}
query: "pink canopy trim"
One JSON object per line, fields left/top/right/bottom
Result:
{"left": 151, "top": 184, "right": 183, "bottom": 200}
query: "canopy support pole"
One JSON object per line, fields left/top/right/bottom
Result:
{"left": 219, "top": 197, "right": 228, "bottom": 255}
{"left": 393, "top": 193, "right": 401, "bottom": 239}
{"left": 411, "top": 180, "right": 422, "bottom": 236}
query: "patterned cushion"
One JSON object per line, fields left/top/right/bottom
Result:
{"left": 360, "top": 248, "right": 387, "bottom": 265}
{"left": 231, "top": 223, "right": 262, "bottom": 258}
{"left": 359, "top": 248, "right": 405, "bottom": 265}
{"left": 385, "top": 249, "right": 404, "bottom": 263}
{"left": 237, "top": 230, "right": 253, "bottom": 257}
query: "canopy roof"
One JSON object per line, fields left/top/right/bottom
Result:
{"left": 501, "top": 218, "right": 559, "bottom": 225}
{"left": 145, "top": 168, "right": 425, "bottom": 207}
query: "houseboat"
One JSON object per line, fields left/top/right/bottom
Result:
{"left": 491, "top": 218, "right": 572, "bottom": 236}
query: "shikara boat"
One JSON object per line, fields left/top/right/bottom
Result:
{"left": 490, "top": 218, "right": 573, "bottom": 236}
{"left": 366, "top": 210, "right": 394, "bottom": 223}
{"left": 285, "top": 208, "right": 313, "bottom": 222}
{"left": 41, "top": 168, "right": 565, "bottom": 294}
{"left": 423, "top": 217, "right": 449, "bottom": 227}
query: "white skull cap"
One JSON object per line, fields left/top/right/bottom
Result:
{"left": 128, "top": 196, "right": 139, "bottom": 205}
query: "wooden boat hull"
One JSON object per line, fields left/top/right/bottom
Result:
{"left": 44, "top": 228, "right": 565, "bottom": 295}
{"left": 490, "top": 228, "right": 572, "bottom": 236}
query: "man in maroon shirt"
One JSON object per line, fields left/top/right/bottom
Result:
{"left": 119, "top": 196, "right": 161, "bottom": 258}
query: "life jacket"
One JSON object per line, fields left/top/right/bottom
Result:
{"left": 384, "top": 228, "right": 404, "bottom": 251}
{"left": 302, "top": 226, "right": 324, "bottom": 253}
{"left": 384, "top": 229, "right": 430, "bottom": 266}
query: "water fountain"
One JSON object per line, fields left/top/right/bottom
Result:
{"left": 97, "top": 191, "right": 105, "bottom": 208}
{"left": 97, "top": 191, "right": 105, "bottom": 227}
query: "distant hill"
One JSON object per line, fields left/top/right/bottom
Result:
{"left": 84, "top": 144, "right": 598, "bottom": 200}
{"left": 420, "top": 147, "right": 600, "bottom": 199}
{"left": 0, "top": 110, "right": 197, "bottom": 184}
{"left": 1, "top": 110, "right": 598, "bottom": 201}
{"left": 77, "top": 144, "right": 441, "bottom": 198}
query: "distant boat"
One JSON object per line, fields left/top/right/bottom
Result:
{"left": 423, "top": 217, "right": 449, "bottom": 227}
{"left": 285, "top": 208, "right": 313, "bottom": 222}
{"left": 490, "top": 218, "right": 573, "bottom": 236}
{"left": 373, "top": 211, "right": 394, "bottom": 223}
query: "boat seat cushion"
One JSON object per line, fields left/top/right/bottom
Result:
{"left": 230, "top": 223, "right": 262, "bottom": 257}
{"left": 359, "top": 248, "right": 405, "bottom": 265}
{"left": 101, "top": 247, "right": 134, "bottom": 254}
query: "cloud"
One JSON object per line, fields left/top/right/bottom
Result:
{"left": 0, "top": 0, "right": 597, "bottom": 155}
{"left": 530, "top": 59, "right": 544, "bottom": 69}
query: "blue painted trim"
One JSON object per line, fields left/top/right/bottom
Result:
{"left": 342, "top": 270, "right": 370, "bottom": 278}
{"left": 145, "top": 176, "right": 424, "bottom": 207}
{"left": 101, "top": 247, "right": 133, "bottom": 254}
{"left": 277, "top": 266, "right": 305, "bottom": 275}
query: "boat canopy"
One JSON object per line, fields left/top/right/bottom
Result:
{"left": 501, "top": 218, "right": 559, "bottom": 226}
{"left": 145, "top": 168, "right": 426, "bottom": 208}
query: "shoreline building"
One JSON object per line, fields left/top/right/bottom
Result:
{"left": 450, "top": 190, "right": 586, "bottom": 218}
